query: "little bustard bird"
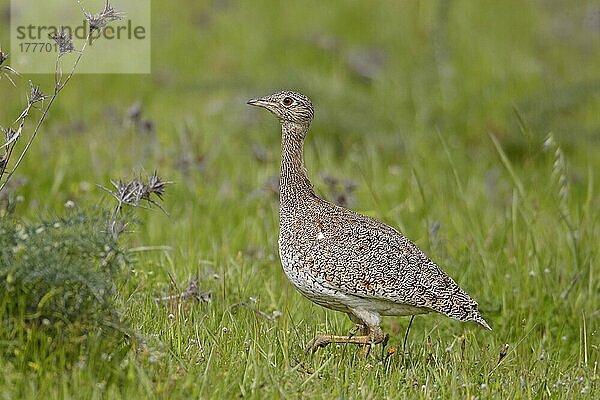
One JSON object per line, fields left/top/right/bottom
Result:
{"left": 247, "top": 90, "right": 491, "bottom": 353}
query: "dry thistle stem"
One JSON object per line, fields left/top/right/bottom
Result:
{"left": 0, "top": 46, "right": 19, "bottom": 87}
{"left": 100, "top": 172, "right": 172, "bottom": 214}
{"left": 2, "top": 127, "right": 18, "bottom": 145}
{"left": 50, "top": 28, "right": 75, "bottom": 55}
{"left": 27, "top": 81, "right": 48, "bottom": 105}
{"left": 146, "top": 172, "right": 169, "bottom": 200}
{"left": 154, "top": 270, "right": 212, "bottom": 304}
{"left": 100, "top": 172, "right": 171, "bottom": 239}
{"left": 84, "top": 1, "right": 125, "bottom": 32}
{"left": 0, "top": 3, "right": 126, "bottom": 194}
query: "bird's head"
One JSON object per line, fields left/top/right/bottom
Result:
{"left": 247, "top": 90, "right": 314, "bottom": 129}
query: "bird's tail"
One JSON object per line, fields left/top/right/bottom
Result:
{"left": 441, "top": 289, "right": 492, "bottom": 331}
{"left": 471, "top": 314, "right": 492, "bottom": 331}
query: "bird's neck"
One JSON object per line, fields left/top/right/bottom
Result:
{"left": 279, "top": 121, "right": 315, "bottom": 209}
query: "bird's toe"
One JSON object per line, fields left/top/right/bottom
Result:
{"left": 304, "top": 334, "right": 331, "bottom": 353}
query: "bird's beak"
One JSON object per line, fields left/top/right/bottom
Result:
{"left": 247, "top": 97, "right": 270, "bottom": 108}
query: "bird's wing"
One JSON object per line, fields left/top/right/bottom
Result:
{"left": 312, "top": 205, "right": 485, "bottom": 324}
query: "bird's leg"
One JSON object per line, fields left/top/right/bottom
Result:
{"left": 357, "top": 324, "right": 373, "bottom": 356}
{"left": 305, "top": 326, "right": 385, "bottom": 355}
{"left": 402, "top": 315, "right": 415, "bottom": 356}
{"left": 355, "top": 324, "right": 372, "bottom": 355}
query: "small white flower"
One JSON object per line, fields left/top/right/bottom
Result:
{"left": 581, "top": 385, "right": 589, "bottom": 394}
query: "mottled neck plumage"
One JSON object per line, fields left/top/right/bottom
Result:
{"left": 280, "top": 121, "right": 314, "bottom": 208}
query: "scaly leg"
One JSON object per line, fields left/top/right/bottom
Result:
{"left": 305, "top": 326, "right": 384, "bottom": 354}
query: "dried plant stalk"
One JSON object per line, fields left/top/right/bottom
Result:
{"left": 0, "top": 1, "right": 124, "bottom": 193}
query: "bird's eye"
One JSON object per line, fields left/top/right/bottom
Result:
{"left": 282, "top": 97, "right": 293, "bottom": 106}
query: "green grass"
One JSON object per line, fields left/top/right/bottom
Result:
{"left": 0, "top": 0, "right": 598, "bottom": 398}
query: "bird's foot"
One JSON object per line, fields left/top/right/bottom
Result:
{"left": 304, "top": 326, "right": 385, "bottom": 355}
{"left": 304, "top": 334, "right": 332, "bottom": 353}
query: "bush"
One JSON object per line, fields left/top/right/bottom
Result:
{"left": 0, "top": 210, "right": 130, "bottom": 362}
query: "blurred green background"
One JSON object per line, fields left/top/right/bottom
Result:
{"left": 1, "top": 0, "right": 599, "bottom": 208}
{"left": 1, "top": 0, "right": 598, "bottom": 398}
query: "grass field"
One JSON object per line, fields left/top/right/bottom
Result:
{"left": 0, "top": 0, "right": 598, "bottom": 398}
